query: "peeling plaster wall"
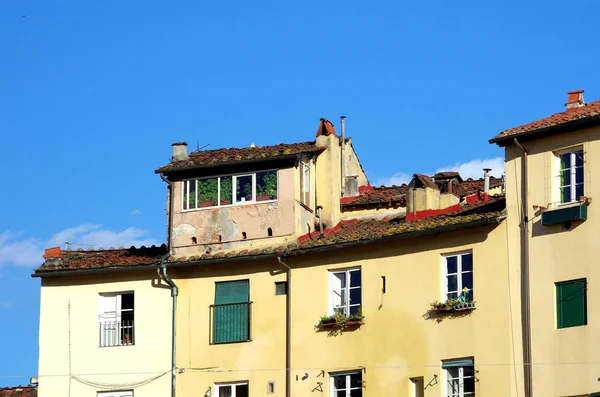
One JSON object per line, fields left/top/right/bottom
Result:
{"left": 171, "top": 168, "right": 295, "bottom": 257}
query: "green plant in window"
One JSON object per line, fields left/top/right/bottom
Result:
{"left": 220, "top": 177, "right": 233, "bottom": 205}
{"left": 257, "top": 171, "right": 278, "bottom": 200}
{"left": 198, "top": 178, "right": 218, "bottom": 206}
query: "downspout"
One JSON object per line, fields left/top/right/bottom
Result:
{"left": 277, "top": 257, "right": 292, "bottom": 397}
{"left": 340, "top": 116, "right": 346, "bottom": 196}
{"left": 514, "top": 138, "right": 532, "bottom": 397}
{"left": 159, "top": 173, "right": 178, "bottom": 397}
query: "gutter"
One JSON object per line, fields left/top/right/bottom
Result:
{"left": 277, "top": 257, "right": 292, "bottom": 397}
{"left": 514, "top": 138, "right": 532, "bottom": 397}
{"left": 34, "top": 214, "right": 506, "bottom": 278}
{"left": 489, "top": 115, "right": 600, "bottom": 147}
{"left": 158, "top": 173, "right": 178, "bottom": 397}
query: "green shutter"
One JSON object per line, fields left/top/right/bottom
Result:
{"left": 556, "top": 279, "right": 587, "bottom": 329}
{"left": 213, "top": 280, "right": 250, "bottom": 343}
{"left": 442, "top": 358, "right": 474, "bottom": 369}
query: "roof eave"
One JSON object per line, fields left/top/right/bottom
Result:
{"left": 33, "top": 214, "right": 505, "bottom": 277}
{"left": 490, "top": 115, "right": 600, "bottom": 147}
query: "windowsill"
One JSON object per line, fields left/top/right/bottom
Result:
{"left": 552, "top": 201, "right": 583, "bottom": 210}
{"left": 431, "top": 301, "right": 477, "bottom": 312}
{"left": 210, "top": 339, "right": 252, "bottom": 345}
{"left": 182, "top": 199, "right": 278, "bottom": 212}
{"left": 318, "top": 320, "right": 364, "bottom": 329}
{"left": 99, "top": 344, "right": 135, "bottom": 348}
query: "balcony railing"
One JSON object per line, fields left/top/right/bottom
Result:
{"left": 99, "top": 320, "right": 135, "bottom": 347}
{"left": 209, "top": 302, "right": 252, "bottom": 344}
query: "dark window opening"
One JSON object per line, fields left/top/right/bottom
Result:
{"left": 242, "top": 232, "right": 247, "bottom": 240}
{"left": 218, "top": 235, "right": 222, "bottom": 243}
{"left": 191, "top": 237, "right": 197, "bottom": 244}
{"left": 275, "top": 281, "right": 288, "bottom": 295}
{"left": 267, "top": 228, "right": 273, "bottom": 237}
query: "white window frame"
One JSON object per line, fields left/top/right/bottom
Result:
{"left": 555, "top": 147, "right": 584, "bottom": 205}
{"left": 300, "top": 159, "right": 311, "bottom": 207}
{"left": 444, "top": 363, "right": 475, "bottom": 397}
{"left": 442, "top": 252, "right": 473, "bottom": 302}
{"left": 410, "top": 377, "right": 424, "bottom": 397}
{"left": 214, "top": 381, "right": 248, "bottom": 397}
{"left": 330, "top": 372, "right": 363, "bottom": 397}
{"left": 97, "top": 391, "right": 133, "bottom": 397}
{"left": 329, "top": 268, "right": 361, "bottom": 316}
{"left": 98, "top": 292, "right": 134, "bottom": 347}
{"left": 181, "top": 170, "right": 278, "bottom": 212}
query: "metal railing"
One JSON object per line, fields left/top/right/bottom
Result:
{"left": 98, "top": 320, "right": 135, "bottom": 347}
{"left": 209, "top": 302, "right": 252, "bottom": 344}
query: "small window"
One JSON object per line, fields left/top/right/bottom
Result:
{"left": 410, "top": 377, "right": 424, "bottom": 397}
{"left": 444, "top": 253, "right": 473, "bottom": 302}
{"left": 556, "top": 278, "right": 587, "bottom": 329}
{"left": 256, "top": 170, "right": 278, "bottom": 202}
{"left": 330, "top": 371, "right": 362, "bottom": 397}
{"left": 556, "top": 148, "right": 584, "bottom": 204}
{"left": 330, "top": 269, "right": 361, "bottom": 316}
{"left": 97, "top": 392, "right": 133, "bottom": 397}
{"left": 275, "top": 281, "right": 287, "bottom": 296}
{"left": 266, "top": 381, "right": 275, "bottom": 394}
{"left": 300, "top": 160, "right": 311, "bottom": 207}
{"left": 443, "top": 358, "right": 475, "bottom": 397}
{"left": 98, "top": 293, "right": 134, "bottom": 347}
{"left": 267, "top": 227, "right": 273, "bottom": 237}
{"left": 215, "top": 382, "right": 248, "bottom": 397}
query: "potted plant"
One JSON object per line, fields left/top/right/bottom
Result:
{"left": 123, "top": 333, "right": 132, "bottom": 345}
{"left": 318, "top": 308, "right": 364, "bottom": 329}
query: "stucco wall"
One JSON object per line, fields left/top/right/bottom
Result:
{"left": 504, "top": 126, "right": 600, "bottom": 396}
{"left": 37, "top": 272, "right": 172, "bottom": 397}
{"left": 171, "top": 168, "right": 296, "bottom": 255}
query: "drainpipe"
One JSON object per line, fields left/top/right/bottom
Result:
{"left": 277, "top": 257, "right": 292, "bottom": 397}
{"left": 412, "top": 188, "right": 417, "bottom": 217}
{"left": 316, "top": 205, "right": 324, "bottom": 237}
{"left": 514, "top": 138, "right": 532, "bottom": 397}
{"left": 159, "top": 173, "right": 178, "bottom": 397}
{"left": 340, "top": 116, "right": 346, "bottom": 196}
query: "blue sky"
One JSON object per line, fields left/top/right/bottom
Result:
{"left": 1, "top": 0, "right": 599, "bottom": 386}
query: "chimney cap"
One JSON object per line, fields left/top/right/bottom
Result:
{"left": 171, "top": 142, "right": 188, "bottom": 146}
{"left": 567, "top": 89, "right": 584, "bottom": 95}
{"left": 483, "top": 168, "right": 492, "bottom": 173}
{"left": 565, "top": 90, "right": 585, "bottom": 109}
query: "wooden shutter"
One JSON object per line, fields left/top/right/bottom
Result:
{"left": 213, "top": 280, "right": 250, "bottom": 343}
{"left": 556, "top": 279, "right": 587, "bottom": 328}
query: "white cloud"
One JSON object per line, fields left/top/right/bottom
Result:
{"left": 130, "top": 209, "right": 142, "bottom": 216}
{"left": 435, "top": 157, "right": 505, "bottom": 180}
{"left": 0, "top": 226, "right": 160, "bottom": 267}
{"left": 374, "top": 157, "right": 505, "bottom": 187}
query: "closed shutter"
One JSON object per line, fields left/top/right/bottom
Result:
{"left": 556, "top": 279, "right": 587, "bottom": 328}
{"left": 213, "top": 280, "right": 250, "bottom": 343}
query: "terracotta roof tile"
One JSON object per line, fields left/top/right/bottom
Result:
{"left": 456, "top": 177, "right": 503, "bottom": 197}
{"left": 35, "top": 198, "right": 505, "bottom": 275}
{"left": 0, "top": 386, "right": 37, "bottom": 397}
{"left": 341, "top": 185, "right": 407, "bottom": 209}
{"left": 315, "top": 118, "right": 337, "bottom": 137}
{"left": 155, "top": 141, "right": 324, "bottom": 173}
{"left": 491, "top": 98, "right": 600, "bottom": 143}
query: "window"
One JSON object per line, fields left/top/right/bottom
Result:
{"left": 97, "top": 392, "right": 133, "bottom": 397}
{"left": 215, "top": 382, "right": 248, "bottom": 397}
{"left": 300, "top": 160, "right": 311, "bottom": 207}
{"left": 330, "top": 371, "right": 363, "bottom": 397}
{"left": 182, "top": 170, "right": 277, "bottom": 210}
{"left": 211, "top": 280, "right": 251, "bottom": 344}
{"left": 330, "top": 269, "right": 361, "bottom": 316}
{"left": 556, "top": 148, "right": 584, "bottom": 204}
{"left": 275, "top": 281, "right": 287, "bottom": 296}
{"left": 443, "top": 358, "right": 475, "bottom": 397}
{"left": 556, "top": 278, "right": 587, "bottom": 329}
{"left": 98, "top": 293, "right": 134, "bottom": 347}
{"left": 410, "top": 377, "right": 424, "bottom": 397}
{"left": 444, "top": 253, "right": 473, "bottom": 302}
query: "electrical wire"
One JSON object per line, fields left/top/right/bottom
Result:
{"left": 72, "top": 371, "right": 169, "bottom": 389}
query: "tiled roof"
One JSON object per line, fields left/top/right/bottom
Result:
{"left": 35, "top": 198, "right": 505, "bottom": 275}
{"left": 155, "top": 141, "right": 324, "bottom": 173}
{"left": 0, "top": 386, "right": 37, "bottom": 397}
{"left": 341, "top": 185, "right": 407, "bottom": 209}
{"left": 433, "top": 172, "right": 463, "bottom": 182}
{"left": 456, "top": 177, "right": 503, "bottom": 197}
{"left": 490, "top": 99, "right": 600, "bottom": 144}
{"left": 408, "top": 174, "right": 438, "bottom": 190}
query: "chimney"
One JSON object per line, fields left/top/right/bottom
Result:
{"left": 172, "top": 142, "right": 189, "bottom": 162}
{"left": 43, "top": 247, "right": 62, "bottom": 259}
{"left": 483, "top": 168, "right": 491, "bottom": 201}
{"left": 565, "top": 90, "right": 585, "bottom": 110}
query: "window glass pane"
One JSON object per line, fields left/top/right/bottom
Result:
{"left": 576, "top": 166, "right": 584, "bottom": 184}
{"left": 462, "top": 272, "right": 473, "bottom": 290}
{"left": 333, "top": 376, "right": 346, "bottom": 389}
{"left": 560, "top": 186, "right": 571, "bottom": 203}
{"left": 560, "top": 170, "right": 570, "bottom": 187}
{"left": 575, "top": 150, "right": 584, "bottom": 166}
{"left": 182, "top": 182, "right": 188, "bottom": 210}
{"left": 334, "top": 272, "right": 347, "bottom": 289}
{"left": 218, "top": 386, "right": 232, "bottom": 397}
{"left": 447, "top": 275, "right": 458, "bottom": 294}
{"left": 446, "top": 256, "right": 457, "bottom": 274}
{"left": 463, "top": 366, "right": 475, "bottom": 377}
{"left": 576, "top": 183, "right": 584, "bottom": 199}
{"left": 461, "top": 253, "right": 473, "bottom": 271}
{"left": 198, "top": 177, "right": 218, "bottom": 207}
{"left": 235, "top": 384, "right": 249, "bottom": 397}
{"left": 236, "top": 175, "right": 253, "bottom": 203}
{"left": 220, "top": 176, "right": 233, "bottom": 206}
{"left": 256, "top": 171, "right": 277, "bottom": 202}
{"left": 463, "top": 376, "right": 475, "bottom": 393}
{"left": 189, "top": 180, "right": 197, "bottom": 209}
{"left": 335, "top": 391, "right": 346, "bottom": 397}
{"left": 560, "top": 153, "right": 571, "bottom": 169}
{"left": 349, "top": 305, "right": 361, "bottom": 316}
{"left": 350, "top": 373, "right": 362, "bottom": 386}
{"left": 350, "top": 269, "right": 361, "bottom": 287}
{"left": 350, "top": 389, "right": 363, "bottom": 397}
{"left": 349, "top": 288, "right": 361, "bottom": 306}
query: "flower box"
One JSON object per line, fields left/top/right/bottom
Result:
{"left": 200, "top": 200, "right": 215, "bottom": 208}
{"left": 318, "top": 319, "right": 364, "bottom": 329}
{"left": 431, "top": 300, "right": 477, "bottom": 312}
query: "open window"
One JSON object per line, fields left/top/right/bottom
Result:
{"left": 98, "top": 292, "right": 134, "bottom": 347}
{"left": 556, "top": 147, "right": 584, "bottom": 205}
{"left": 330, "top": 269, "right": 361, "bottom": 316}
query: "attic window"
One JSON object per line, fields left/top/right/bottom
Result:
{"left": 182, "top": 171, "right": 278, "bottom": 211}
